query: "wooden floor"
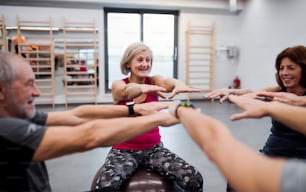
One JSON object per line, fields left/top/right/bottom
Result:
{"left": 37, "top": 100, "right": 271, "bottom": 192}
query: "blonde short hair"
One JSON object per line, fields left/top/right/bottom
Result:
{"left": 120, "top": 42, "right": 153, "bottom": 75}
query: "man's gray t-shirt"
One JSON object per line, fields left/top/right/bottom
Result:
{"left": 281, "top": 159, "right": 306, "bottom": 192}
{"left": 0, "top": 111, "right": 50, "bottom": 191}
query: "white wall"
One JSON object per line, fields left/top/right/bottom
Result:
{"left": 2, "top": 0, "right": 306, "bottom": 103}
{"left": 237, "top": 0, "right": 306, "bottom": 90}
{"left": 180, "top": 0, "right": 306, "bottom": 91}
{"left": 179, "top": 12, "right": 241, "bottom": 90}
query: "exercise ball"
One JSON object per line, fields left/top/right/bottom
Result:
{"left": 121, "top": 166, "right": 174, "bottom": 192}
{"left": 91, "top": 165, "right": 174, "bottom": 192}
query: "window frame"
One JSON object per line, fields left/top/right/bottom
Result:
{"left": 103, "top": 7, "right": 179, "bottom": 93}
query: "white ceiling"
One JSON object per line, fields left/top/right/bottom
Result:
{"left": 0, "top": 0, "right": 246, "bottom": 14}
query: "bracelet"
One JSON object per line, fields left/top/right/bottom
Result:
{"left": 174, "top": 101, "right": 195, "bottom": 119}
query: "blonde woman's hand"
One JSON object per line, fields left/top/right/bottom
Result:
{"left": 204, "top": 88, "right": 233, "bottom": 103}
{"left": 140, "top": 84, "right": 168, "bottom": 99}
{"left": 168, "top": 86, "right": 201, "bottom": 99}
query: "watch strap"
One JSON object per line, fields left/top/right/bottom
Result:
{"left": 174, "top": 101, "right": 195, "bottom": 119}
{"left": 126, "top": 101, "right": 135, "bottom": 115}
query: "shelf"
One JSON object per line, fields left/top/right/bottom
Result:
{"left": 63, "top": 17, "right": 98, "bottom": 107}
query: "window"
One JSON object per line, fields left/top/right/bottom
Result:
{"left": 104, "top": 8, "right": 179, "bottom": 92}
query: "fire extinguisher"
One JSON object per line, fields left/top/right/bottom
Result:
{"left": 233, "top": 76, "right": 241, "bottom": 89}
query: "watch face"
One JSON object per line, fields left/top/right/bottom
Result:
{"left": 126, "top": 101, "right": 135, "bottom": 105}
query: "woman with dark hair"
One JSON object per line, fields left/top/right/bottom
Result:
{"left": 274, "top": 45, "right": 306, "bottom": 91}
{"left": 261, "top": 46, "right": 306, "bottom": 159}
{"left": 205, "top": 45, "right": 306, "bottom": 191}
{"left": 260, "top": 45, "right": 306, "bottom": 157}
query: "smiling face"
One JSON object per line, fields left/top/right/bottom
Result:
{"left": 127, "top": 50, "right": 152, "bottom": 81}
{"left": 0, "top": 55, "right": 40, "bottom": 119}
{"left": 278, "top": 57, "right": 303, "bottom": 91}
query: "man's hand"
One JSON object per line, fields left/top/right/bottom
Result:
{"left": 134, "top": 101, "right": 172, "bottom": 115}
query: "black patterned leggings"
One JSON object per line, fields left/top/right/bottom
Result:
{"left": 96, "top": 143, "right": 203, "bottom": 191}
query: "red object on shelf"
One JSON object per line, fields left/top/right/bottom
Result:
{"left": 80, "top": 60, "right": 87, "bottom": 72}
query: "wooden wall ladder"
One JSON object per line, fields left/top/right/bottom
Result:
{"left": 62, "top": 17, "right": 98, "bottom": 107}
{"left": 185, "top": 21, "right": 216, "bottom": 99}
